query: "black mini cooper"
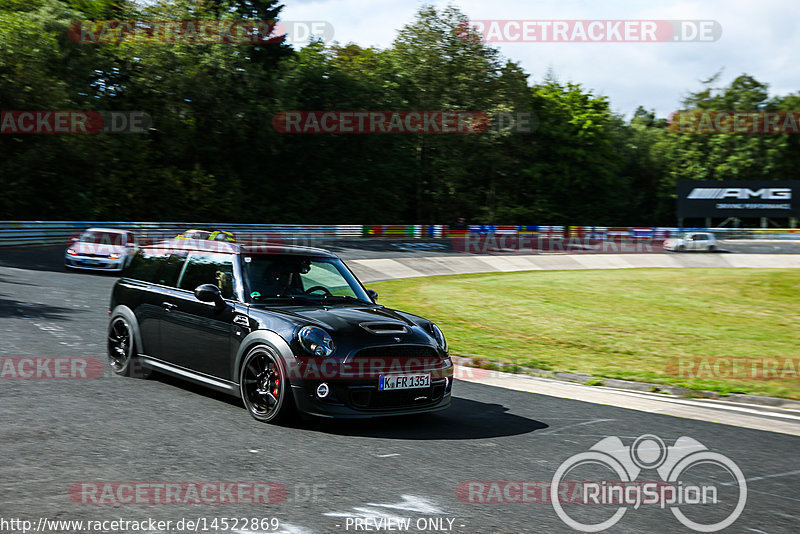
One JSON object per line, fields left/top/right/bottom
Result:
{"left": 107, "top": 240, "right": 453, "bottom": 423}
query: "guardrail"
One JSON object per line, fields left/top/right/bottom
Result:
{"left": 2, "top": 221, "right": 799, "bottom": 248}
{"left": 0, "top": 222, "right": 363, "bottom": 247}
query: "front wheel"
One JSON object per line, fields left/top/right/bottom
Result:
{"left": 676, "top": 245, "right": 685, "bottom": 252}
{"left": 107, "top": 316, "right": 150, "bottom": 378}
{"left": 240, "top": 345, "right": 295, "bottom": 424}
{"left": 708, "top": 245, "right": 716, "bottom": 252}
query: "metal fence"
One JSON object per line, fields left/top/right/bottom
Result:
{"left": 2, "top": 221, "right": 799, "bottom": 247}
{"left": 0, "top": 222, "right": 362, "bottom": 247}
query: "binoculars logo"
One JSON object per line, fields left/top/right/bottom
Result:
{"left": 551, "top": 434, "right": 747, "bottom": 532}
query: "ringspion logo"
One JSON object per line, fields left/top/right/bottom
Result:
{"left": 551, "top": 434, "right": 746, "bottom": 532}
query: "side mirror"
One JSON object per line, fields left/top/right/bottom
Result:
{"left": 366, "top": 289, "right": 378, "bottom": 302}
{"left": 195, "top": 284, "right": 225, "bottom": 310}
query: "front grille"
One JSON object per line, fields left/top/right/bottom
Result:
{"left": 347, "top": 379, "right": 446, "bottom": 411}
{"left": 349, "top": 345, "right": 441, "bottom": 374}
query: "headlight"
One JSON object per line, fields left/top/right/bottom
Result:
{"left": 297, "top": 326, "right": 335, "bottom": 357}
{"left": 430, "top": 323, "right": 447, "bottom": 352}
{"left": 108, "top": 253, "right": 120, "bottom": 259}
{"left": 67, "top": 248, "right": 77, "bottom": 256}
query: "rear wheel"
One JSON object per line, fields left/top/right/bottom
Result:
{"left": 240, "top": 345, "right": 295, "bottom": 424}
{"left": 107, "top": 316, "right": 150, "bottom": 378}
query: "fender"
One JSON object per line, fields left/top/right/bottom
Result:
{"left": 231, "top": 329, "right": 298, "bottom": 399}
{"left": 109, "top": 305, "right": 144, "bottom": 356}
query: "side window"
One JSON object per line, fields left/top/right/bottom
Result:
{"left": 177, "top": 253, "right": 235, "bottom": 299}
{"left": 125, "top": 249, "right": 168, "bottom": 283}
{"left": 159, "top": 252, "right": 187, "bottom": 287}
{"left": 125, "top": 249, "right": 185, "bottom": 285}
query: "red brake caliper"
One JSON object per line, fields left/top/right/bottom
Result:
{"left": 273, "top": 369, "right": 280, "bottom": 397}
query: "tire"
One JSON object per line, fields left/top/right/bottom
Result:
{"left": 239, "top": 345, "right": 296, "bottom": 424}
{"left": 708, "top": 245, "right": 716, "bottom": 252}
{"left": 107, "top": 315, "right": 150, "bottom": 378}
{"left": 676, "top": 245, "right": 685, "bottom": 252}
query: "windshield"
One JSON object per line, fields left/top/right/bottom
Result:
{"left": 79, "top": 231, "right": 126, "bottom": 246}
{"left": 241, "top": 255, "right": 370, "bottom": 303}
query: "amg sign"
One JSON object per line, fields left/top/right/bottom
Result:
{"left": 677, "top": 180, "right": 800, "bottom": 218}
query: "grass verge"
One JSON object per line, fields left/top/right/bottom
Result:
{"left": 367, "top": 268, "right": 800, "bottom": 399}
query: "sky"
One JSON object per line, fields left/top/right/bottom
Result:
{"left": 278, "top": 0, "right": 799, "bottom": 119}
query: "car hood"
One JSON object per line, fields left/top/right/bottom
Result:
{"left": 252, "top": 303, "right": 414, "bottom": 329}
{"left": 289, "top": 305, "right": 417, "bottom": 330}
{"left": 249, "top": 303, "right": 437, "bottom": 347}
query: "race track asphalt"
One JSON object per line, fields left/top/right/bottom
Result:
{"left": 0, "top": 248, "right": 798, "bottom": 534}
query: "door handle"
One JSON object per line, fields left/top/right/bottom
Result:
{"left": 161, "top": 302, "right": 177, "bottom": 310}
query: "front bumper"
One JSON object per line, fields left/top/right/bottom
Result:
{"left": 65, "top": 254, "right": 125, "bottom": 271}
{"left": 291, "top": 374, "right": 453, "bottom": 418}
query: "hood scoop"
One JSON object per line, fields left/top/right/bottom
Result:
{"left": 359, "top": 322, "right": 409, "bottom": 335}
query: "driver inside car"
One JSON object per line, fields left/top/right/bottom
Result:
{"left": 260, "top": 263, "right": 303, "bottom": 296}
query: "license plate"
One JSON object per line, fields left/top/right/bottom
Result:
{"left": 379, "top": 374, "right": 430, "bottom": 391}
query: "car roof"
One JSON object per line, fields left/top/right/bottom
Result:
{"left": 240, "top": 244, "right": 337, "bottom": 258}
{"left": 148, "top": 238, "right": 337, "bottom": 258}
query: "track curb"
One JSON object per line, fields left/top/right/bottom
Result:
{"left": 452, "top": 357, "right": 800, "bottom": 414}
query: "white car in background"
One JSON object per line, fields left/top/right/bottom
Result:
{"left": 65, "top": 228, "right": 138, "bottom": 271}
{"left": 663, "top": 232, "right": 717, "bottom": 252}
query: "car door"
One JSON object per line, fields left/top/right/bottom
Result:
{"left": 158, "top": 252, "right": 237, "bottom": 380}
{"left": 125, "top": 248, "right": 184, "bottom": 360}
